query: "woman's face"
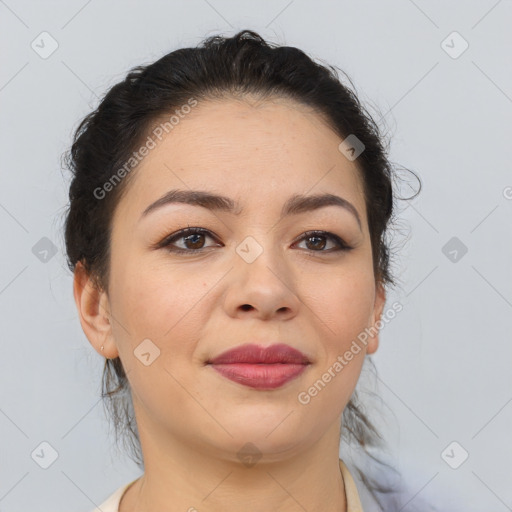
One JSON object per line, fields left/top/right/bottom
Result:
{"left": 89, "top": 97, "right": 385, "bottom": 462}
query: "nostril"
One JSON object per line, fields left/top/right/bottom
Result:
{"left": 240, "top": 304, "right": 253, "bottom": 311}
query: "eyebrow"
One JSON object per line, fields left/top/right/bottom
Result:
{"left": 139, "top": 189, "right": 362, "bottom": 231}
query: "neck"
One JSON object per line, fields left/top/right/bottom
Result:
{"left": 120, "top": 419, "right": 347, "bottom": 512}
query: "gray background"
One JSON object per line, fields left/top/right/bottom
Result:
{"left": 1, "top": 1, "right": 511, "bottom": 510}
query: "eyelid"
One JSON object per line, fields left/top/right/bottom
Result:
{"left": 292, "top": 230, "right": 352, "bottom": 251}
{"left": 155, "top": 227, "right": 353, "bottom": 254}
{"left": 153, "top": 227, "right": 220, "bottom": 251}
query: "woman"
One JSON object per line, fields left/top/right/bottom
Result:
{"left": 64, "top": 29, "right": 424, "bottom": 511}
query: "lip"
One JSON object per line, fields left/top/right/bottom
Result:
{"left": 207, "top": 343, "right": 311, "bottom": 390}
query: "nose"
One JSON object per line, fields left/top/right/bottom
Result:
{"left": 222, "top": 245, "right": 301, "bottom": 321}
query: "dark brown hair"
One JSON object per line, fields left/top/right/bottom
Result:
{"left": 62, "top": 29, "right": 425, "bottom": 510}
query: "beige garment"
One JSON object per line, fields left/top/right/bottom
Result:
{"left": 339, "top": 458, "right": 365, "bottom": 511}
{"left": 91, "top": 458, "right": 364, "bottom": 511}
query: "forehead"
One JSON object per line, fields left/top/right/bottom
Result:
{"left": 115, "top": 97, "right": 366, "bottom": 224}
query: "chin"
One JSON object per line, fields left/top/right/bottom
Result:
{"left": 209, "top": 411, "right": 307, "bottom": 454}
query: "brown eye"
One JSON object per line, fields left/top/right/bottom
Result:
{"left": 160, "top": 228, "right": 221, "bottom": 254}
{"left": 182, "top": 232, "right": 206, "bottom": 250}
{"left": 158, "top": 228, "right": 352, "bottom": 255}
{"left": 304, "top": 234, "right": 327, "bottom": 251}
{"left": 295, "top": 231, "right": 352, "bottom": 253}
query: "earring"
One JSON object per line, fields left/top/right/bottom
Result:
{"left": 101, "top": 345, "right": 104, "bottom": 352}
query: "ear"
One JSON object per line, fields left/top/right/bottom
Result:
{"left": 365, "top": 281, "right": 386, "bottom": 355}
{"left": 73, "top": 261, "right": 119, "bottom": 359}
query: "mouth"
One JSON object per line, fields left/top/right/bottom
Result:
{"left": 206, "top": 343, "right": 311, "bottom": 390}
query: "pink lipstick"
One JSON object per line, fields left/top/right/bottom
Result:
{"left": 208, "top": 343, "right": 310, "bottom": 389}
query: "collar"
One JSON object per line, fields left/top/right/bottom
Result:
{"left": 339, "top": 458, "right": 364, "bottom": 511}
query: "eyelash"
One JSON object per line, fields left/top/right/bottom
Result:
{"left": 157, "top": 227, "right": 353, "bottom": 255}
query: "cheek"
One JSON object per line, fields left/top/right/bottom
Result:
{"left": 296, "top": 275, "right": 372, "bottom": 421}
{"left": 110, "top": 257, "right": 217, "bottom": 372}
{"left": 305, "top": 267, "right": 375, "bottom": 409}
{"left": 304, "top": 266, "right": 376, "bottom": 348}
{"left": 108, "top": 261, "right": 209, "bottom": 416}
{"left": 113, "top": 255, "right": 198, "bottom": 327}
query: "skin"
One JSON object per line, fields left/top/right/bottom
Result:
{"left": 74, "top": 96, "right": 386, "bottom": 512}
